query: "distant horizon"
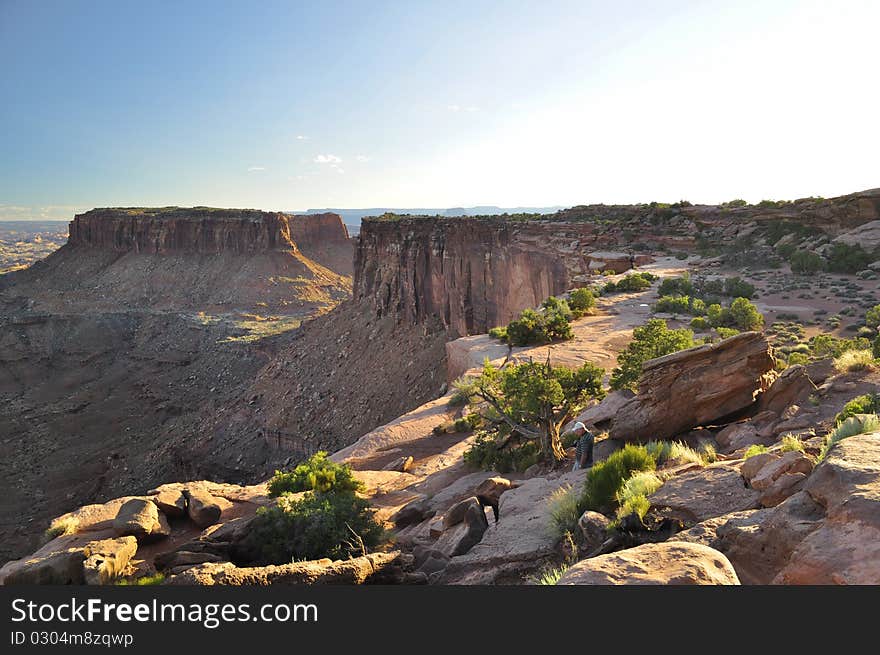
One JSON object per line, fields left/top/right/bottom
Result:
{"left": 3, "top": 183, "right": 880, "bottom": 223}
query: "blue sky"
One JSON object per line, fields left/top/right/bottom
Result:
{"left": 1, "top": 0, "right": 878, "bottom": 219}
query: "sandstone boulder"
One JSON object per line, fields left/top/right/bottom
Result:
{"left": 83, "top": 537, "right": 138, "bottom": 585}
{"left": 716, "top": 423, "right": 761, "bottom": 453}
{"left": 578, "top": 511, "right": 611, "bottom": 553}
{"left": 2, "top": 548, "right": 87, "bottom": 585}
{"left": 434, "top": 504, "right": 489, "bottom": 557}
{"left": 740, "top": 452, "right": 780, "bottom": 482}
{"left": 185, "top": 488, "right": 223, "bottom": 528}
{"left": 573, "top": 390, "right": 635, "bottom": 429}
{"left": 756, "top": 365, "right": 817, "bottom": 415}
{"left": 557, "top": 542, "right": 740, "bottom": 585}
{"left": 392, "top": 499, "right": 435, "bottom": 528}
{"left": 760, "top": 472, "right": 807, "bottom": 507}
{"left": 609, "top": 332, "right": 776, "bottom": 442}
{"left": 113, "top": 499, "right": 170, "bottom": 541}
{"left": 167, "top": 552, "right": 404, "bottom": 585}
{"left": 774, "top": 433, "right": 880, "bottom": 584}
{"left": 749, "top": 451, "right": 814, "bottom": 491}
{"left": 648, "top": 465, "right": 760, "bottom": 523}
{"left": 442, "top": 496, "right": 481, "bottom": 530}
{"left": 152, "top": 489, "right": 187, "bottom": 518}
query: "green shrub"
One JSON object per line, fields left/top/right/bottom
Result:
{"left": 790, "top": 250, "right": 825, "bottom": 274}
{"left": 608, "top": 272, "right": 656, "bottom": 293}
{"left": 568, "top": 287, "right": 596, "bottom": 318}
{"left": 866, "top": 305, "right": 880, "bottom": 330}
{"left": 835, "top": 394, "right": 880, "bottom": 424}
{"left": 690, "top": 316, "right": 710, "bottom": 330}
{"left": 658, "top": 273, "right": 694, "bottom": 297}
{"left": 809, "top": 334, "right": 872, "bottom": 359}
{"left": 488, "top": 326, "right": 508, "bottom": 341}
{"left": 654, "top": 295, "right": 692, "bottom": 314}
{"left": 724, "top": 277, "right": 756, "bottom": 299}
{"left": 463, "top": 431, "right": 542, "bottom": 473}
{"left": 874, "top": 334, "right": 880, "bottom": 360}
{"left": 699, "top": 443, "right": 718, "bottom": 464}
{"left": 729, "top": 297, "right": 764, "bottom": 331}
{"left": 610, "top": 319, "right": 694, "bottom": 391}
{"left": 743, "top": 444, "right": 768, "bottom": 460}
{"left": 787, "top": 352, "right": 810, "bottom": 366}
{"left": 615, "top": 494, "right": 650, "bottom": 523}
{"left": 707, "top": 303, "right": 726, "bottom": 327}
{"left": 716, "top": 327, "right": 740, "bottom": 339}
{"left": 503, "top": 298, "right": 574, "bottom": 346}
{"left": 579, "top": 445, "right": 656, "bottom": 513}
{"left": 818, "top": 414, "right": 880, "bottom": 461}
{"left": 268, "top": 452, "right": 362, "bottom": 497}
{"left": 245, "top": 490, "right": 384, "bottom": 564}
{"left": 826, "top": 243, "right": 872, "bottom": 274}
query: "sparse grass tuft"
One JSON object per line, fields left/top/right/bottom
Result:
{"left": 547, "top": 485, "right": 581, "bottom": 539}
{"left": 818, "top": 415, "right": 880, "bottom": 461}
{"left": 780, "top": 434, "right": 805, "bottom": 453}
{"left": 44, "top": 517, "right": 78, "bottom": 541}
{"left": 644, "top": 440, "right": 705, "bottom": 467}
{"left": 743, "top": 444, "right": 769, "bottom": 460}
{"left": 834, "top": 349, "right": 875, "bottom": 373}
{"left": 116, "top": 573, "right": 165, "bottom": 586}
{"left": 531, "top": 564, "right": 569, "bottom": 585}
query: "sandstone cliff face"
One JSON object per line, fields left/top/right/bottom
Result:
{"left": 68, "top": 208, "right": 351, "bottom": 258}
{"left": 354, "top": 217, "right": 581, "bottom": 337}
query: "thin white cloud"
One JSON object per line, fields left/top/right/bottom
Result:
{"left": 296, "top": 135, "right": 309, "bottom": 140}
{"left": 447, "top": 104, "right": 461, "bottom": 112}
{"left": 314, "top": 154, "right": 342, "bottom": 164}
{"left": 247, "top": 166, "right": 266, "bottom": 172}
{"left": 356, "top": 155, "right": 370, "bottom": 162}
{"left": 465, "top": 106, "right": 479, "bottom": 112}
{"left": 448, "top": 104, "right": 478, "bottom": 113}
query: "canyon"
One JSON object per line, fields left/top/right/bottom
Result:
{"left": 1, "top": 190, "right": 879, "bottom": 585}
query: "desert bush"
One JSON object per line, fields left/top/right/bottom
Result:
{"left": 579, "top": 445, "right": 656, "bottom": 513}
{"left": 116, "top": 573, "right": 166, "bottom": 586}
{"left": 729, "top": 297, "right": 764, "bottom": 330}
{"left": 866, "top": 304, "right": 880, "bottom": 330}
{"left": 245, "top": 490, "right": 384, "bottom": 564}
{"left": 790, "top": 250, "right": 825, "bottom": 274}
{"left": 568, "top": 287, "right": 596, "bottom": 318}
{"left": 724, "top": 277, "right": 756, "bottom": 299}
{"left": 658, "top": 273, "right": 694, "bottom": 297}
{"left": 654, "top": 295, "right": 692, "bottom": 314}
{"left": 743, "top": 444, "right": 769, "bottom": 460}
{"left": 268, "top": 452, "right": 362, "bottom": 497}
{"left": 463, "top": 431, "right": 542, "bottom": 473}
{"left": 488, "top": 326, "right": 508, "bottom": 341}
{"left": 834, "top": 349, "right": 875, "bottom": 372}
{"left": 818, "top": 414, "right": 880, "bottom": 461}
{"left": 502, "top": 298, "right": 574, "bottom": 346}
{"left": 875, "top": 334, "right": 880, "bottom": 360}
{"left": 826, "top": 243, "right": 872, "bottom": 274}
{"left": 615, "top": 493, "right": 651, "bottom": 523}
{"left": 699, "top": 443, "right": 718, "bottom": 464}
{"left": 716, "top": 327, "right": 740, "bottom": 339}
{"left": 610, "top": 319, "right": 694, "bottom": 391}
{"left": 809, "top": 334, "right": 871, "bottom": 359}
{"left": 835, "top": 393, "right": 880, "bottom": 424}
{"left": 606, "top": 272, "right": 656, "bottom": 293}
{"left": 690, "top": 316, "right": 710, "bottom": 330}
